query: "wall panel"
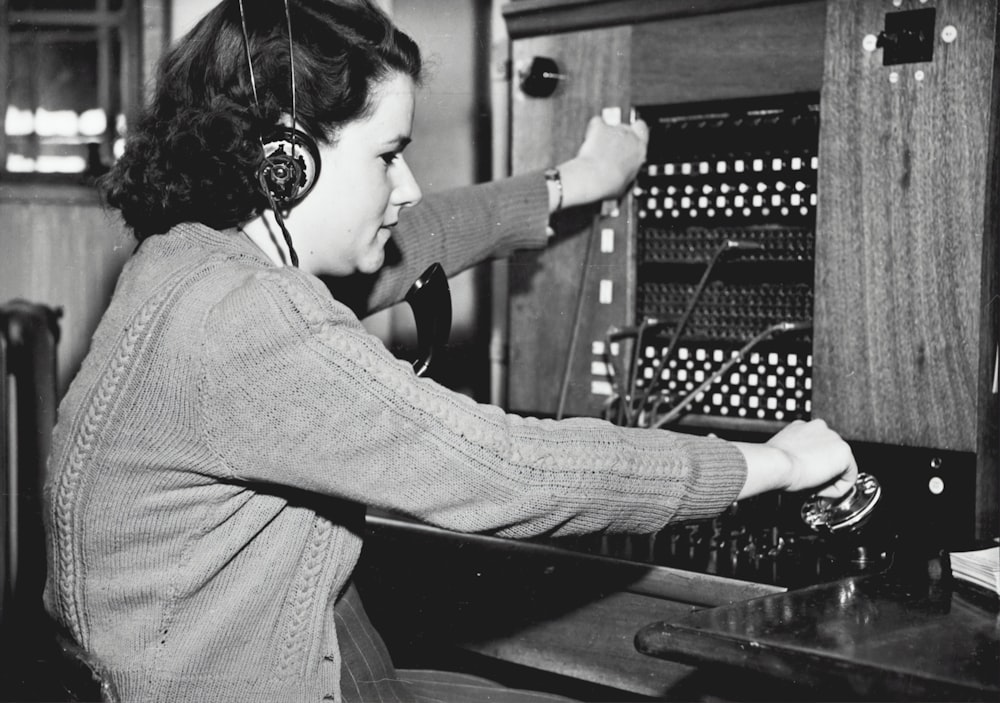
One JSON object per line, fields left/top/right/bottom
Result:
{"left": 0, "top": 188, "right": 132, "bottom": 396}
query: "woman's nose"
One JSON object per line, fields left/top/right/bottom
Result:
{"left": 392, "top": 157, "right": 422, "bottom": 208}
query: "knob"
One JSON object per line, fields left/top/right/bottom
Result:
{"left": 518, "top": 56, "right": 565, "bottom": 98}
{"left": 801, "top": 473, "right": 882, "bottom": 534}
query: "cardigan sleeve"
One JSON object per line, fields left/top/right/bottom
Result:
{"left": 199, "top": 268, "right": 747, "bottom": 539}
{"left": 324, "top": 171, "right": 551, "bottom": 317}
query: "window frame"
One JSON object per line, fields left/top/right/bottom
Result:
{"left": 0, "top": 0, "right": 143, "bottom": 183}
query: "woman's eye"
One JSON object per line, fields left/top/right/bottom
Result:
{"left": 380, "top": 152, "right": 398, "bottom": 165}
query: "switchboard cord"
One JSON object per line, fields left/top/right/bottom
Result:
{"left": 614, "top": 318, "right": 671, "bottom": 426}
{"left": 603, "top": 322, "right": 666, "bottom": 425}
{"left": 628, "top": 239, "right": 762, "bottom": 426}
{"left": 649, "top": 320, "right": 812, "bottom": 428}
{"left": 602, "top": 326, "right": 634, "bottom": 424}
{"left": 555, "top": 216, "right": 601, "bottom": 421}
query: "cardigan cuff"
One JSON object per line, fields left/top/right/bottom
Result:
{"left": 490, "top": 170, "right": 552, "bottom": 257}
{"left": 668, "top": 434, "right": 748, "bottom": 523}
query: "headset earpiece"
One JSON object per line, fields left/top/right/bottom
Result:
{"left": 257, "top": 126, "right": 322, "bottom": 211}
{"left": 238, "top": 0, "right": 309, "bottom": 267}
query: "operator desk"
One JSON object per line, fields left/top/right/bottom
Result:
{"left": 360, "top": 511, "right": 998, "bottom": 702}
{"left": 635, "top": 548, "right": 999, "bottom": 701}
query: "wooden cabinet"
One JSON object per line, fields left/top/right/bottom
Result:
{"left": 502, "top": 0, "right": 998, "bottom": 539}
{"left": 813, "top": 1, "right": 998, "bottom": 524}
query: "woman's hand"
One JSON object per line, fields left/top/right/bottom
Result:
{"left": 734, "top": 419, "right": 858, "bottom": 501}
{"left": 554, "top": 115, "right": 649, "bottom": 211}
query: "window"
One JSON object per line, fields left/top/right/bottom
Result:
{"left": 0, "top": 0, "right": 141, "bottom": 179}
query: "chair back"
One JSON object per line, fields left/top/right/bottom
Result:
{"left": 1, "top": 300, "right": 60, "bottom": 642}
{"left": 0, "top": 301, "right": 113, "bottom": 701}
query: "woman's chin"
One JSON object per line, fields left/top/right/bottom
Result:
{"left": 356, "top": 249, "right": 385, "bottom": 274}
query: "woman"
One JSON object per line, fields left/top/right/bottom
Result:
{"left": 43, "top": 1, "right": 857, "bottom": 701}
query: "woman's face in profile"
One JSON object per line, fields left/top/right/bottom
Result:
{"left": 290, "top": 71, "right": 423, "bottom": 277}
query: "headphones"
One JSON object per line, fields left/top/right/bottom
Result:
{"left": 258, "top": 125, "right": 321, "bottom": 212}
{"left": 238, "top": 0, "right": 317, "bottom": 266}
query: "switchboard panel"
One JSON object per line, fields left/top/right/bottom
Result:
{"left": 614, "top": 95, "right": 819, "bottom": 430}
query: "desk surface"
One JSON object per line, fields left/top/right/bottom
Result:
{"left": 636, "top": 554, "right": 1000, "bottom": 701}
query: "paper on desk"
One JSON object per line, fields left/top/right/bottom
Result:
{"left": 950, "top": 545, "right": 1000, "bottom": 596}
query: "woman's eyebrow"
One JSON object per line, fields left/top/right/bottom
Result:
{"left": 383, "top": 135, "right": 412, "bottom": 150}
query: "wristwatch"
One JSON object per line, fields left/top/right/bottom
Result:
{"left": 544, "top": 167, "right": 563, "bottom": 212}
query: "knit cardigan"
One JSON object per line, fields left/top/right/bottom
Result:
{"left": 43, "top": 171, "right": 747, "bottom": 702}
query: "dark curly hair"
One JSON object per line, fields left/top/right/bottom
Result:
{"left": 101, "top": 0, "right": 422, "bottom": 239}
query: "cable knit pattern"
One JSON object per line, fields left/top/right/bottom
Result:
{"left": 43, "top": 176, "right": 748, "bottom": 703}
{"left": 50, "top": 274, "right": 197, "bottom": 646}
{"left": 278, "top": 514, "right": 336, "bottom": 679}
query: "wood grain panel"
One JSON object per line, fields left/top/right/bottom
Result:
{"left": 503, "top": 0, "right": 819, "bottom": 39}
{"left": 813, "top": 0, "right": 998, "bottom": 452}
{"left": 507, "top": 26, "right": 633, "bottom": 417}
{"left": 974, "top": 42, "right": 1000, "bottom": 538}
{"left": 631, "top": 1, "right": 827, "bottom": 105}
{"left": 0, "top": 188, "right": 132, "bottom": 396}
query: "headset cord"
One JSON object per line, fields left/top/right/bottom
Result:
{"left": 259, "top": 171, "right": 300, "bottom": 268}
